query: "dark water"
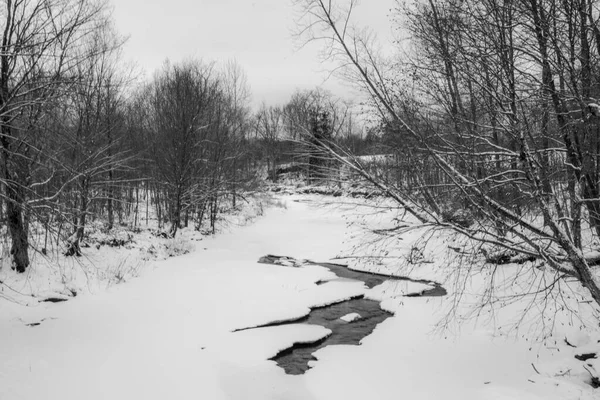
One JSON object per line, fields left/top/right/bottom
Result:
{"left": 270, "top": 297, "right": 391, "bottom": 374}
{"left": 255, "top": 255, "right": 446, "bottom": 375}
{"left": 316, "top": 261, "right": 447, "bottom": 296}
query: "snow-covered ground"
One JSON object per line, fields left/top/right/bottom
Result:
{"left": 0, "top": 194, "right": 597, "bottom": 399}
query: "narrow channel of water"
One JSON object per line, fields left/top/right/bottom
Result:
{"left": 256, "top": 255, "right": 446, "bottom": 375}
{"left": 271, "top": 297, "right": 391, "bottom": 374}
{"left": 315, "top": 261, "right": 447, "bottom": 296}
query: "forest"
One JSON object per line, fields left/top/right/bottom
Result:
{"left": 292, "top": 0, "right": 600, "bottom": 311}
{"left": 2, "top": 0, "right": 600, "bottom": 326}
{"left": 0, "top": 0, "right": 374, "bottom": 276}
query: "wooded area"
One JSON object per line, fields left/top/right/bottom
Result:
{"left": 0, "top": 0, "right": 373, "bottom": 275}
{"left": 3, "top": 0, "right": 600, "bottom": 322}
{"left": 293, "top": 0, "right": 600, "bottom": 310}
{"left": 2, "top": 2, "right": 600, "bottom": 398}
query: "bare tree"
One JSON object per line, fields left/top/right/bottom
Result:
{"left": 255, "top": 104, "right": 284, "bottom": 181}
{"left": 0, "top": 0, "right": 111, "bottom": 271}
{"left": 280, "top": 88, "right": 351, "bottom": 183}
{"left": 220, "top": 59, "right": 252, "bottom": 209}
{"left": 62, "top": 19, "right": 128, "bottom": 256}
{"left": 293, "top": 0, "right": 600, "bottom": 313}
{"left": 135, "top": 59, "right": 256, "bottom": 236}
{"left": 143, "top": 61, "right": 217, "bottom": 237}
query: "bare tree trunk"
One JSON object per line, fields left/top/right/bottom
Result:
{"left": 107, "top": 169, "right": 114, "bottom": 231}
{"left": 156, "top": 185, "right": 162, "bottom": 229}
{"left": 210, "top": 196, "right": 218, "bottom": 234}
{"left": 145, "top": 183, "right": 149, "bottom": 226}
{"left": 134, "top": 184, "right": 139, "bottom": 228}
{"left": 169, "top": 187, "right": 182, "bottom": 237}
{"left": 0, "top": 4, "right": 29, "bottom": 272}
{"left": 0, "top": 130, "right": 29, "bottom": 272}
{"left": 66, "top": 176, "right": 89, "bottom": 257}
{"left": 195, "top": 199, "right": 207, "bottom": 231}
{"left": 5, "top": 184, "right": 29, "bottom": 271}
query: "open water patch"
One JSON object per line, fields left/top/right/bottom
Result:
{"left": 253, "top": 255, "right": 447, "bottom": 374}
{"left": 316, "top": 261, "right": 447, "bottom": 296}
{"left": 270, "top": 296, "right": 391, "bottom": 374}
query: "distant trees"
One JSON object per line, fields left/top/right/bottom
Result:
{"left": 130, "top": 59, "right": 255, "bottom": 237}
{"left": 143, "top": 62, "right": 217, "bottom": 237}
{"left": 293, "top": 0, "right": 600, "bottom": 310}
{"left": 307, "top": 107, "right": 333, "bottom": 183}
{"left": 63, "top": 20, "right": 129, "bottom": 256}
{"left": 256, "top": 88, "right": 358, "bottom": 184}
{"left": 221, "top": 60, "right": 252, "bottom": 209}
{"left": 255, "top": 104, "right": 284, "bottom": 181}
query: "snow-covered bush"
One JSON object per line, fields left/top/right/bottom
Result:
{"left": 88, "top": 230, "right": 134, "bottom": 248}
{"left": 163, "top": 236, "right": 194, "bottom": 258}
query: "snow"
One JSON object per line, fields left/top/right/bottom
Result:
{"left": 340, "top": 312, "right": 361, "bottom": 322}
{"left": 309, "top": 296, "right": 573, "bottom": 400}
{"left": 0, "top": 193, "right": 597, "bottom": 399}
{"left": 299, "top": 279, "right": 365, "bottom": 308}
{"left": 218, "top": 324, "right": 332, "bottom": 365}
{"left": 365, "top": 279, "right": 434, "bottom": 301}
{"left": 350, "top": 154, "right": 394, "bottom": 164}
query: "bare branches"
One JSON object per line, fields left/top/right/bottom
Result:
{"left": 292, "top": 0, "right": 600, "bottom": 320}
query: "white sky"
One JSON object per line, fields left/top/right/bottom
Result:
{"left": 112, "top": 0, "right": 395, "bottom": 109}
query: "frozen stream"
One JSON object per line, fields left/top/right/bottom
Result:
{"left": 256, "top": 255, "right": 447, "bottom": 374}
{"left": 0, "top": 196, "right": 570, "bottom": 400}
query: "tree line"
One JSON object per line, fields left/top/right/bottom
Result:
{"left": 7, "top": 0, "right": 597, "bottom": 333}
{"left": 0, "top": 0, "right": 373, "bottom": 273}
{"left": 254, "top": 88, "right": 376, "bottom": 183}
{"left": 0, "top": 0, "right": 266, "bottom": 270}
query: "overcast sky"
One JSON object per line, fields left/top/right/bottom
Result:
{"left": 112, "top": 0, "right": 395, "bottom": 109}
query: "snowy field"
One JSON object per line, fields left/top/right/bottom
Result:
{"left": 0, "top": 194, "right": 598, "bottom": 399}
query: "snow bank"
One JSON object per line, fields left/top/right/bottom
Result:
{"left": 0, "top": 194, "right": 597, "bottom": 400}
{"left": 299, "top": 279, "right": 366, "bottom": 308}
{"left": 218, "top": 324, "right": 331, "bottom": 365}
{"left": 365, "top": 279, "right": 434, "bottom": 302}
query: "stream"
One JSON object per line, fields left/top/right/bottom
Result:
{"left": 256, "top": 255, "right": 447, "bottom": 375}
